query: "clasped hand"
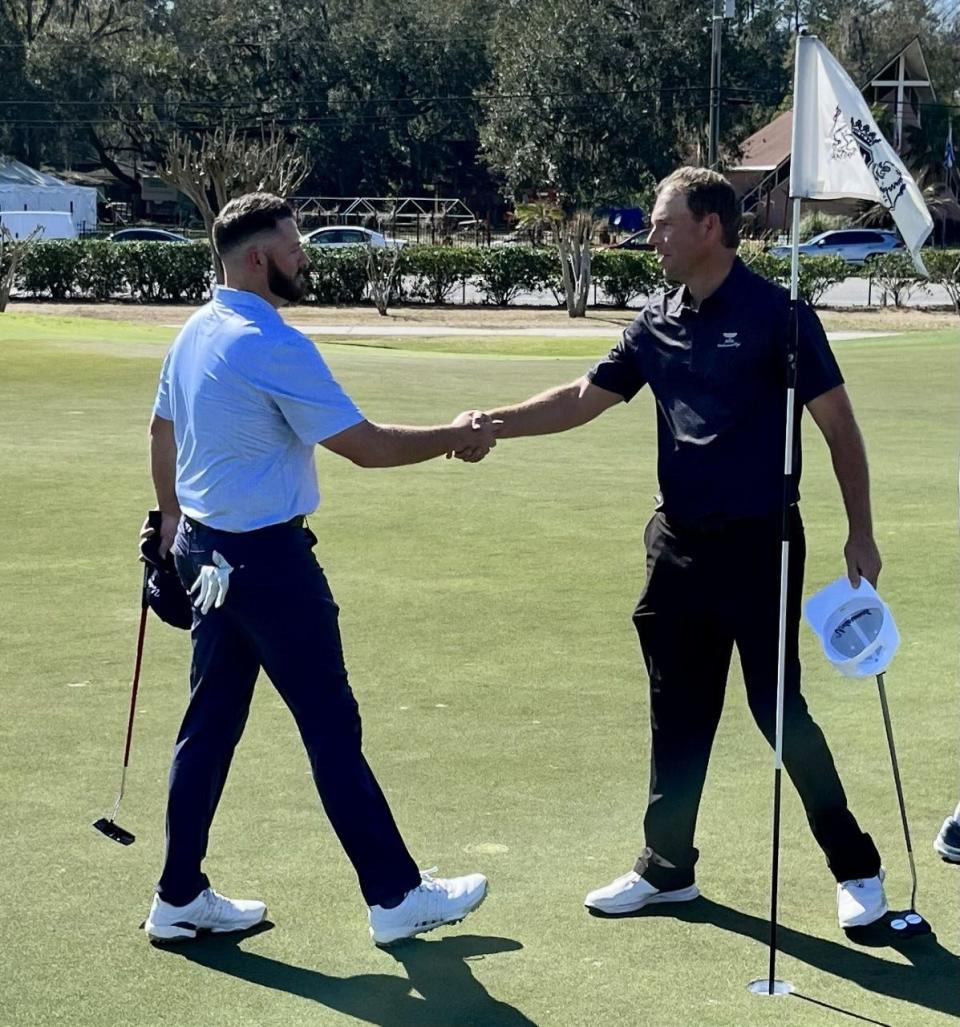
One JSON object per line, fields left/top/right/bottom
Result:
{"left": 447, "top": 410, "right": 502, "bottom": 463}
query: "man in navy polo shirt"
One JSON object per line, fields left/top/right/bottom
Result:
{"left": 143, "top": 192, "right": 494, "bottom": 946}
{"left": 480, "top": 167, "right": 887, "bottom": 930}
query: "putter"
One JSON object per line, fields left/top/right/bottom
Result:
{"left": 92, "top": 563, "right": 149, "bottom": 846}
{"left": 872, "top": 671, "right": 930, "bottom": 937}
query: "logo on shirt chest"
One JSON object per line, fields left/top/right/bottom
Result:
{"left": 717, "top": 331, "right": 741, "bottom": 348}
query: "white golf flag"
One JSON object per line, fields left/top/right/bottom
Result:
{"left": 790, "top": 34, "right": 933, "bottom": 274}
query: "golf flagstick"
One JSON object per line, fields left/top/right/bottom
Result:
{"left": 749, "top": 46, "right": 805, "bottom": 999}
{"left": 759, "top": 195, "right": 800, "bottom": 999}
{"left": 92, "top": 562, "right": 149, "bottom": 846}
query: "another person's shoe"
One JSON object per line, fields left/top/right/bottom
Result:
{"left": 144, "top": 887, "right": 267, "bottom": 943}
{"left": 368, "top": 868, "right": 488, "bottom": 946}
{"left": 584, "top": 870, "right": 699, "bottom": 916}
{"left": 934, "top": 816, "right": 960, "bottom": 864}
{"left": 837, "top": 870, "right": 887, "bottom": 928}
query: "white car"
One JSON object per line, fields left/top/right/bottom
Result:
{"left": 301, "top": 226, "right": 405, "bottom": 248}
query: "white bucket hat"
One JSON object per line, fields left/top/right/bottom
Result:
{"left": 804, "top": 576, "right": 900, "bottom": 678}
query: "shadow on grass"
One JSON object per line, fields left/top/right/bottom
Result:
{"left": 591, "top": 896, "right": 959, "bottom": 1020}
{"left": 164, "top": 924, "right": 537, "bottom": 1026}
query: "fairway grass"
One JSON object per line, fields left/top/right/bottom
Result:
{"left": 1, "top": 314, "right": 958, "bottom": 1026}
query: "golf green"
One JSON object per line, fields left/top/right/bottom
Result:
{"left": 1, "top": 314, "right": 957, "bottom": 1026}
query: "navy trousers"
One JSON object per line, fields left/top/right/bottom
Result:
{"left": 158, "top": 517, "right": 421, "bottom": 907}
{"left": 632, "top": 508, "right": 881, "bottom": 891}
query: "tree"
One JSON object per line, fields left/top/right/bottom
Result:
{"left": 0, "top": 225, "right": 40, "bottom": 311}
{"left": 162, "top": 125, "right": 310, "bottom": 282}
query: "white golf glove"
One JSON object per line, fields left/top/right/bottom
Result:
{"left": 189, "top": 551, "right": 233, "bottom": 615}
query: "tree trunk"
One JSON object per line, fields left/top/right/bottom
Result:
{"left": 366, "top": 245, "right": 401, "bottom": 316}
{"left": 556, "top": 213, "right": 593, "bottom": 318}
{"left": 0, "top": 229, "right": 39, "bottom": 312}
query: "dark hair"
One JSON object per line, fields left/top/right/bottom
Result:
{"left": 656, "top": 167, "right": 740, "bottom": 249}
{"left": 212, "top": 192, "right": 295, "bottom": 256}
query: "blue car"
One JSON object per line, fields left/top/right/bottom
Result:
{"left": 768, "top": 228, "right": 904, "bottom": 265}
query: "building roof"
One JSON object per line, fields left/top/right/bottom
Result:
{"left": 729, "top": 35, "right": 933, "bottom": 173}
{"left": 730, "top": 109, "right": 792, "bottom": 172}
{"left": 0, "top": 156, "right": 74, "bottom": 189}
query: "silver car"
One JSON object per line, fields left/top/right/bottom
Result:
{"left": 768, "top": 229, "right": 904, "bottom": 265}
{"left": 301, "top": 226, "right": 405, "bottom": 248}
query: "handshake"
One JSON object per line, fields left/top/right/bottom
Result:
{"left": 447, "top": 410, "right": 503, "bottom": 463}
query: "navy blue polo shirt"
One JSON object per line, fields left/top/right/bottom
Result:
{"left": 588, "top": 257, "right": 843, "bottom": 523}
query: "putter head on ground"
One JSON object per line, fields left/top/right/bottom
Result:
{"left": 844, "top": 909, "right": 932, "bottom": 944}
{"left": 92, "top": 817, "right": 135, "bottom": 845}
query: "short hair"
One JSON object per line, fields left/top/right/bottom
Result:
{"left": 656, "top": 167, "right": 740, "bottom": 249}
{"left": 212, "top": 192, "right": 295, "bottom": 256}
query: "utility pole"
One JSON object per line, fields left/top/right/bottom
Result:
{"left": 708, "top": 0, "right": 735, "bottom": 168}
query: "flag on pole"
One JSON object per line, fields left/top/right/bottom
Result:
{"left": 789, "top": 33, "right": 933, "bottom": 274}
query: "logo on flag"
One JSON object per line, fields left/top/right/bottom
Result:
{"left": 828, "top": 107, "right": 907, "bottom": 210}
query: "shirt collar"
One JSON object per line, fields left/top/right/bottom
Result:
{"left": 666, "top": 256, "right": 748, "bottom": 315}
{"left": 213, "top": 285, "right": 284, "bottom": 324}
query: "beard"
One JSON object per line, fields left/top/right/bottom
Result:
{"left": 266, "top": 257, "right": 309, "bottom": 303}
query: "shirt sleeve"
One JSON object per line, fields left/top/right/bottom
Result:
{"left": 153, "top": 350, "right": 172, "bottom": 420}
{"left": 795, "top": 301, "right": 844, "bottom": 406}
{"left": 236, "top": 330, "right": 365, "bottom": 445}
{"left": 586, "top": 316, "right": 648, "bottom": 402}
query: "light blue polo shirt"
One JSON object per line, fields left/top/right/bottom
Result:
{"left": 153, "top": 286, "right": 364, "bottom": 532}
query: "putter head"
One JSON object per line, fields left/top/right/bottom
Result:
{"left": 845, "top": 908, "right": 932, "bottom": 944}
{"left": 93, "top": 817, "right": 135, "bottom": 846}
{"left": 887, "top": 909, "right": 931, "bottom": 937}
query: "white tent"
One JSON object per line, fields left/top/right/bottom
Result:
{"left": 0, "top": 157, "right": 97, "bottom": 233}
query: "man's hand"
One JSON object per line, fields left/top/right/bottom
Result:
{"left": 139, "top": 511, "right": 180, "bottom": 559}
{"left": 447, "top": 410, "right": 502, "bottom": 463}
{"left": 189, "top": 551, "right": 233, "bottom": 614}
{"left": 844, "top": 534, "right": 881, "bottom": 589}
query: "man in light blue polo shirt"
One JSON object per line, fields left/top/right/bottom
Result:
{"left": 143, "top": 192, "right": 495, "bottom": 947}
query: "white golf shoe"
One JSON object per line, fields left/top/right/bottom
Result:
{"left": 934, "top": 817, "right": 960, "bottom": 863}
{"left": 368, "top": 868, "right": 488, "bottom": 945}
{"left": 584, "top": 870, "right": 699, "bottom": 915}
{"left": 837, "top": 869, "right": 887, "bottom": 928}
{"left": 144, "top": 887, "right": 267, "bottom": 943}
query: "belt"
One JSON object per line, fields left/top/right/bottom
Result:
{"left": 660, "top": 505, "right": 796, "bottom": 536}
{"left": 183, "top": 514, "right": 305, "bottom": 533}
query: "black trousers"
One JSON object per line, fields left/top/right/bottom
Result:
{"left": 632, "top": 508, "right": 881, "bottom": 891}
{"left": 157, "top": 517, "right": 421, "bottom": 907}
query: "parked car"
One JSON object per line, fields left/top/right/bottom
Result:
{"left": 301, "top": 226, "right": 405, "bottom": 248}
{"left": 608, "top": 229, "right": 653, "bottom": 251}
{"left": 108, "top": 227, "right": 190, "bottom": 243}
{"left": 767, "top": 229, "right": 903, "bottom": 265}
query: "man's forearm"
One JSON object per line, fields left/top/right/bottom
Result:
{"left": 487, "top": 379, "right": 610, "bottom": 438}
{"left": 360, "top": 424, "right": 473, "bottom": 467}
{"left": 149, "top": 416, "right": 181, "bottom": 515}
{"left": 827, "top": 422, "right": 873, "bottom": 537}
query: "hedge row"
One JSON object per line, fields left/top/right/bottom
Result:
{"left": 7, "top": 238, "right": 959, "bottom": 309}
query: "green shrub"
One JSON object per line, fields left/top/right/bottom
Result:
{"left": 75, "top": 240, "right": 130, "bottom": 301}
{"left": 742, "top": 251, "right": 847, "bottom": 305}
{"left": 591, "top": 250, "right": 662, "bottom": 306}
{"left": 306, "top": 246, "right": 368, "bottom": 304}
{"left": 922, "top": 248, "right": 960, "bottom": 313}
{"left": 740, "top": 248, "right": 788, "bottom": 286}
{"left": 120, "top": 241, "right": 213, "bottom": 302}
{"left": 402, "top": 245, "right": 480, "bottom": 304}
{"left": 17, "top": 240, "right": 86, "bottom": 299}
{"left": 474, "top": 246, "right": 558, "bottom": 305}
{"left": 866, "top": 252, "right": 926, "bottom": 308}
